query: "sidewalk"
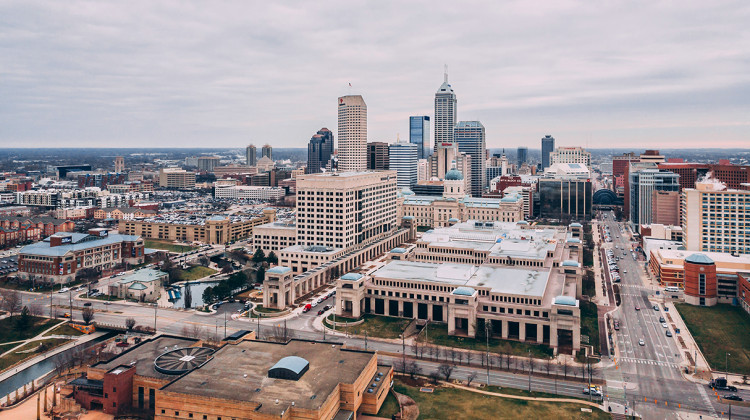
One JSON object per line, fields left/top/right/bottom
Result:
{"left": 0, "top": 320, "right": 67, "bottom": 358}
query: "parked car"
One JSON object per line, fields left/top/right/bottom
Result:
{"left": 653, "top": 305, "right": 660, "bottom": 311}
{"left": 635, "top": 305, "right": 640, "bottom": 311}
{"left": 724, "top": 395, "right": 743, "bottom": 401}
{"left": 317, "top": 310, "right": 325, "bottom": 315}
{"left": 659, "top": 317, "right": 665, "bottom": 323}
{"left": 302, "top": 304, "right": 311, "bottom": 313}
{"left": 666, "top": 330, "right": 673, "bottom": 337}
{"left": 638, "top": 339, "right": 645, "bottom": 346}
{"left": 83, "top": 302, "right": 92, "bottom": 307}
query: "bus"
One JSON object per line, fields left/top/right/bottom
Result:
{"left": 665, "top": 286, "right": 680, "bottom": 293}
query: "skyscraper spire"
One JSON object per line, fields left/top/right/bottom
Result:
{"left": 444, "top": 64, "right": 448, "bottom": 83}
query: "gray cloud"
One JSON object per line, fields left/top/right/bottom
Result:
{"left": 1, "top": 0, "right": 749, "bottom": 149}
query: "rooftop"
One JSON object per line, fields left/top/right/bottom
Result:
{"left": 93, "top": 336, "right": 199, "bottom": 381}
{"left": 20, "top": 232, "right": 142, "bottom": 257}
{"left": 116, "top": 268, "right": 167, "bottom": 285}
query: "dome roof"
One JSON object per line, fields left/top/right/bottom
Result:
{"left": 554, "top": 296, "right": 577, "bottom": 306}
{"left": 452, "top": 286, "right": 476, "bottom": 296}
{"left": 685, "top": 253, "right": 714, "bottom": 265}
{"left": 562, "top": 260, "right": 580, "bottom": 267}
{"left": 445, "top": 169, "right": 464, "bottom": 181}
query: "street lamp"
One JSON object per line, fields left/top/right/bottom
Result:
{"left": 726, "top": 352, "right": 731, "bottom": 381}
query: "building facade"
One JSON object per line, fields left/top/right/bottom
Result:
{"left": 306, "top": 128, "right": 334, "bottom": 174}
{"left": 389, "top": 141, "right": 418, "bottom": 189}
{"left": 197, "top": 157, "right": 221, "bottom": 172}
{"left": 541, "top": 135, "right": 555, "bottom": 170}
{"left": 434, "top": 73, "right": 457, "bottom": 152}
{"left": 409, "top": 116, "right": 431, "bottom": 160}
{"left": 366, "top": 142, "right": 389, "bottom": 170}
{"left": 454, "top": 121, "right": 486, "bottom": 197}
{"left": 628, "top": 168, "right": 679, "bottom": 228}
{"left": 261, "top": 144, "right": 272, "bottom": 160}
{"left": 651, "top": 190, "right": 680, "bottom": 226}
{"left": 549, "top": 147, "right": 591, "bottom": 171}
{"left": 682, "top": 181, "right": 750, "bottom": 254}
{"left": 158, "top": 168, "right": 196, "bottom": 189}
{"left": 517, "top": 147, "right": 528, "bottom": 168}
{"left": 213, "top": 185, "right": 285, "bottom": 201}
{"left": 246, "top": 144, "right": 257, "bottom": 167}
{"left": 538, "top": 178, "right": 592, "bottom": 221}
{"left": 337, "top": 95, "right": 368, "bottom": 172}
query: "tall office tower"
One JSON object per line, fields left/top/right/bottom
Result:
{"left": 549, "top": 147, "right": 592, "bottom": 171}
{"left": 246, "top": 144, "right": 257, "bottom": 166}
{"left": 389, "top": 141, "right": 419, "bottom": 189}
{"left": 409, "top": 116, "right": 431, "bottom": 160}
{"left": 295, "top": 171, "right": 398, "bottom": 249}
{"left": 541, "top": 135, "right": 555, "bottom": 169}
{"left": 516, "top": 147, "right": 528, "bottom": 169}
{"left": 434, "top": 72, "right": 457, "bottom": 152}
{"left": 367, "top": 142, "right": 389, "bottom": 170}
{"left": 114, "top": 156, "right": 124, "bottom": 173}
{"left": 262, "top": 144, "right": 273, "bottom": 160}
{"left": 629, "top": 167, "right": 680, "bottom": 228}
{"left": 682, "top": 181, "right": 750, "bottom": 254}
{"left": 429, "top": 142, "right": 472, "bottom": 193}
{"left": 417, "top": 159, "right": 429, "bottom": 182}
{"left": 454, "top": 121, "right": 486, "bottom": 197}
{"left": 337, "top": 95, "right": 368, "bottom": 171}
{"left": 306, "top": 128, "right": 334, "bottom": 174}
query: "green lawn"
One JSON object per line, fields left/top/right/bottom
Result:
{"left": 144, "top": 239, "right": 198, "bottom": 253}
{"left": 43, "top": 323, "right": 85, "bottom": 337}
{"left": 422, "top": 323, "right": 554, "bottom": 359}
{"left": 179, "top": 266, "right": 217, "bottom": 281}
{"left": 376, "top": 391, "right": 400, "bottom": 418}
{"left": 394, "top": 379, "right": 608, "bottom": 420}
{"left": 0, "top": 316, "right": 60, "bottom": 345}
{"left": 582, "top": 269, "right": 596, "bottom": 297}
{"left": 328, "top": 314, "right": 412, "bottom": 339}
{"left": 0, "top": 338, "right": 69, "bottom": 371}
{"left": 675, "top": 303, "right": 750, "bottom": 375}
{"left": 254, "top": 305, "right": 283, "bottom": 313}
{"left": 579, "top": 301, "right": 600, "bottom": 356}
{"left": 485, "top": 386, "right": 587, "bottom": 401}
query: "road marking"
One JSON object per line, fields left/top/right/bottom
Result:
{"left": 696, "top": 383, "right": 718, "bottom": 417}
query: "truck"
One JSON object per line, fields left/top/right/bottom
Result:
{"left": 709, "top": 378, "right": 738, "bottom": 392}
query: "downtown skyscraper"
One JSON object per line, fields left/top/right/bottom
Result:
{"left": 409, "top": 116, "right": 431, "bottom": 160}
{"left": 246, "top": 144, "right": 257, "bottom": 166}
{"left": 454, "top": 121, "right": 486, "bottom": 197}
{"left": 541, "top": 135, "right": 555, "bottom": 170}
{"left": 337, "top": 95, "right": 367, "bottom": 171}
{"left": 434, "top": 72, "right": 457, "bottom": 152}
{"left": 306, "top": 128, "right": 334, "bottom": 174}
{"left": 389, "top": 140, "right": 419, "bottom": 189}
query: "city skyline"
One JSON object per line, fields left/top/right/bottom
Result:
{"left": 1, "top": 2, "right": 749, "bottom": 149}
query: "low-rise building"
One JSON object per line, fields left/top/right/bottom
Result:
{"left": 108, "top": 268, "right": 167, "bottom": 302}
{"left": 158, "top": 168, "right": 196, "bottom": 189}
{"left": 94, "top": 207, "right": 158, "bottom": 220}
{"left": 252, "top": 220, "right": 297, "bottom": 255}
{"left": 18, "top": 229, "right": 144, "bottom": 284}
{"left": 213, "top": 185, "right": 285, "bottom": 201}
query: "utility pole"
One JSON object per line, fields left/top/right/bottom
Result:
{"left": 726, "top": 352, "right": 730, "bottom": 381}
{"left": 527, "top": 349, "right": 531, "bottom": 392}
{"left": 485, "top": 322, "right": 490, "bottom": 387}
{"left": 153, "top": 303, "right": 157, "bottom": 332}
{"left": 224, "top": 310, "right": 227, "bottom": 338}
{"left": 256, "top": 311, "right": 261, "bottom": 339}
{"left": 587, "top": 357, "right": 592, "bottom": 402}
{"left": 364, "top": 330, "right": 368, "bottom": 351}
{"left": 68, "top": 290, "right": 73, "bottom": 322}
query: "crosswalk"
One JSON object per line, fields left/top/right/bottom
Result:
{"left": 619, "top": 357, "right": 679, "bottom": 368}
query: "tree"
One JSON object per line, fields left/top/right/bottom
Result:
{"left": 428, "top": 370, "right": 441, "bottom": 385}
{"left": 405, "top": 361, "right": 422, "bottom": 379}
{"left": 202, "top": 286, "right": 214, "bottom": 305}
{"left": 467, "top": 372, "right": 478, "bottom": 386}
{"left": 466, "top": 351, "right": 473, "bottom": 366}
{"left": 562, "top": 358, "right": 569, "bottom": 378}
{"left": 183, "top": 283, "right": 192, "bottom": 309}
{"left": 81, "top": 307, "right": 95, "bottom": 325}
{"left": 75, "top": 267, "right": 99, "bottom": 285}
{"left": 256, "top": 266, "right": 265, "bottom": 284}
{"left": 15, "top": 306, "right": 32, "bottom": 331}
{"left": 252, "top": 248, "right": 266, "bottom": 264}
{"left": 266, "top": 251, "right": 278, "bottom": 265}
{"left": 221, "top": 265, "right": 233, "bottom": 274}
{"left": 125, "top": 317, "right": 136, "bottom": 331}
{"left": 0, "top": 289, "right": 22, "bottom": 317}
{"left": 438, "top": 363, "right": 454, "bottom": 381}
{"left": 198, "top": 256, "right": 210, "bottom": 267}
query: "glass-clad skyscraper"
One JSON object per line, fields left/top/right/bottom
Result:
{"left": 454, "top": 121, "right": 486, "bottom": 197}
{"left": 409, "top": 116, "right": 431, "bottom": 160}
{"left": 541, "top": 135, "right": 555, "bottom": 169}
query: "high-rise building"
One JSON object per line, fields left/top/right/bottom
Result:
{"left": 541, "top": 135, "right": 555, "bottom": 169}
{"left": 389, "top": 141, "right": 418, "bottom": 189}
{"left": 682, "top": 181, "right": 750, "bottom": 255}
{"left": 417, "top": 159, "right": 429, "bottom": 182}
{"left": 367, "top": 142, "right": 389, "bottom": 170}
{"left": 428, "top": 141, "right": 471, "bottom": 194}
{"left": 454, "top": 121, "right": 486, "bottom": 197}
{"left": 306, "top": 128, "right": 334, "bottom": 174}
{"left": 549, "top": 147, "right": 591, "bottom": 171}
{"left": 639, "top": 150, "right": 665, "bottom": 164}
{"left": 159, "top": 168, "right": 196, "bottom": 189}
{"left": 337, "top": 95, "right": 367, "bottom": 171}
{"left": 629, "top": 167, "right": 680, "bottom": 228}
{"left": 651, "top": 190, "right": 680, "bottom": 226}
{"left": 246, "top": 144, "right": 257, "bottom": 167}
{"left": 516, "top": 147, "right": 528, "bottom": 169}
{"left": 262, "top": 144, "right": 273, "bottom": 160}
{"left": 114, "top": 156, "right": 124, "bottom": 173}
{"left": 658, "top": 162, "right": 750, "bottom": 191}
{"left": 197, "top": 156, "right": 221, "bottom": 172}
{"left": 295, "top": 171, "right": 398, "bottom": 249}
{"left": 434, "top": 72, "right": 457, "bottom": 152}
{"left": 409, "top": 116, "right": 431, "bottom": 160}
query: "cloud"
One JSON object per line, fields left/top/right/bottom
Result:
{"left": 0, "top": 0, "right": 749, "bottom": 149}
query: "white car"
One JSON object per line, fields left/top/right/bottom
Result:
{"left": 639, "top": 339, "right": 645, "bottom": 346}
{"left": 662, "top": 322, "right": 668, "bottom": 328}
{"left": 311, "top": 301, "right": 318, "bottom": 308}
{"left": 58, "top": 287, "right": 70, "bottom": 294}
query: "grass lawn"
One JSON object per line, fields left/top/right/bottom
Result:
{"left": 394, "top": 379, "right": 608, "bottom": 420}
{"left": 254, "top": 305, "right": 283, "bottom": 313}
{"left": 0, "top": 338, "right": 69, "bottom": 371}
{"left": 485, "top": 386, "right": 587, "bottom": 401}
{"left": 144, "top": 239, "right": 198, "bottom": 253}
{"left": 178, "top": 266, "right": 217, "bottom": 281}
{"left": 579, "top": 301, "right": 600, "bottom": 356}
{"left": 330, "top": 314, "right": 412, "bottom": 340}
{"left": 43, "top": 323, "right": 85, "bottom": 337}
{"left": 0, "top": 316, "right": 60, "bottom": 345}
{"left": 582, "top": 269, "right": 596, "bottom": 298}
{"left": 422, "top": 323, "right": 554, "bottom": 359}
{"left": 376, "top": 391, "right": 400, "bottom": 418}
{"left": 675, "top": 303, "right": 750, "bottom": 375}
{"left": 0, "top": 343, "right": 17, "bottom": 356}
{"left": 326, "top": 314, "right": 359, "bottom": 323}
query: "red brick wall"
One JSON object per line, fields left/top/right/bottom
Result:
{"left": 684, "top": 261, "right": 717, "bottom": 299}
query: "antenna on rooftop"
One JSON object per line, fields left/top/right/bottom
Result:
{"left": 444, "top": 64, "right": 448, "bottom": 83}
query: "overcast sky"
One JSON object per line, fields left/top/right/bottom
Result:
{"left": 1, "top": 1, "right": 749, "bottom": 150}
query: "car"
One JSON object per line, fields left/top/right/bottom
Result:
{"left": 317, "top": 310, "right": 325, "bottom": 315}
{"left": 58, "top": 287, "right": 70, "bottom": 294}
{"left": 659, "top": 316, "right": 665, "bottom": 322}
{"left": 638, "top": 339, "right": 645, "bottom": 346}
{"left": 103, "top": 301, "right": 111, "bottom": 305}
{"left": 614, "top": 320, "right": 620, "bottom": 330}
{"left": 311, "top": 301, "right": 318, "bottom": 308}
{"left": 666, "top": 330, "right": 673, "bottom": 337}
{"left": 662, "top": 322, "right": 668, "bottom": 328}
{"left": 653, "top": 305, "right": 660, "bottom": 311}
{"left": 83, "top": 302, "right": 92, "bottom": 307}
{"left": 623, "top": 269, "right": 627, "bottom": 273}
{"left": 724, "top": 395, "right": 743, "bottom": 401}
{"left": 302, "top": 304, "right": 311, "bottom": 313}
{"left": 323, "top": 305, "right": 331, "bottom": 311}
{"left": 635, "top": 305, "right": 640, "bottom": 311}
{"left": 62, "top": 312, "right": 71, "bottom": 318}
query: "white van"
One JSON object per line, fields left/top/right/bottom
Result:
{"left": 665, "top": 286, "right": 680, "bottom": 293}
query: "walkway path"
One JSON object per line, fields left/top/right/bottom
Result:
{"left": 0, "top": 320, "right": 67, "bottom": 358}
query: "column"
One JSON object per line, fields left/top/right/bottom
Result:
{"left": 537, "top": 323, "right": 544, "bottom": 343}
{"left": 501, "top": 320, "right": 509, "bottom": 339}
{"left": 519, "top": 321, "right": 526, "bottom": 342}
{"left": 573, "top": 326, "right": 581, "bottom": 351}
{"left": 398, "top": 300, "right": 404, "bottom": 317}
{"left": 448, "top": 307, "right": 455, "bottom": 335}
{"left": 427, "top": 303, "right": 433, "bottom": 321}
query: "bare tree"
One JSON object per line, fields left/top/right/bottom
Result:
{"left": 466, "top": 351, "right": 473, "bottom": 366}
{"left": 428, "top": 370, "right": 441, "bottom": 384}
{"left": 546, "top": 356, "right": 552, "bottom": 375}
{"left": 449, "top": 348, "right": 457, "bottom": 365}
{"left": 467, "top": 372, "right": 478, "bottom": 386}
{"left": 457, "top": 351, "right": 464, "bottom": 365}
{"left": 505, "top": 354, "right": 512, "bottom": 371}
{"left": 528, "top": 357, "right": 535, "bottom": 376}
{"left": 125, "top": 317, "right": 136, "bottom": 331}
{"left": 406, "top": 361, "right": 422, "bottom": 379}
{"left": 81, "top": 307, "right": 95, "bottom": 325}
{"left": 271, "top": 320, "right": 294, "bottom": 342}
{"left": 394, "top": 359, "right": 408, "bottom": 375}
{"left": 0, "top": 289, "right": 22, "bottom": 317}
{"left": 438, "top": 363, "right": 454, "bottom": 381}
{"left": 480, "top": 351, "right": 486, "bottom": 367}
{"left": 28, "top": 302, "right": 43, "bottom": 317}
{"left": 562, "top": 358, "right": 569, "bottom": 378}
